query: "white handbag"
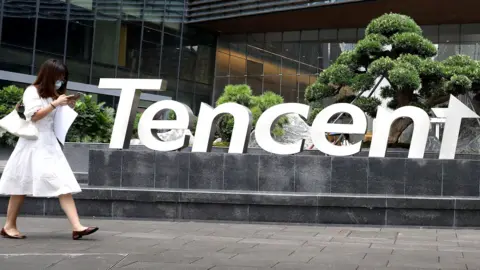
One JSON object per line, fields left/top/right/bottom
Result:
{"left": 0, "top": 102, "right": 38, "bottom": 140}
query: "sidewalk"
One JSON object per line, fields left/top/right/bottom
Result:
{"left": 0, "top": 217, "right": 478, "bottom": 270}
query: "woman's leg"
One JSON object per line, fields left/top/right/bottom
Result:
{"left": 4, "top": 195, "right": 26, "bottom": 235}
{"left": 58, "top": 194, "right": 86, "bottom": 231}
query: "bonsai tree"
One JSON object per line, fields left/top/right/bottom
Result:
{"left": 216, "top": 84, "right": 286, "bottom": 142}
{"left": 305, "top": 13, "right": 480, "bottom": 143}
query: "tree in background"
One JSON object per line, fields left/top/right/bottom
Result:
{"left": 67, "top": 95, "right": 115, "bottom": 143}
{"left": 0, "top": 85, "right": 24, "bottom": 146}
{"left": 305, "top": 13, "right": 480, "bottom": 143}
{"left": 216, "top": 84, "right": 287, "bottom": 142}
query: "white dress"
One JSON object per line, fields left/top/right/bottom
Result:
{"left": 0, "top": 86, "right": 81, "bottom": 197}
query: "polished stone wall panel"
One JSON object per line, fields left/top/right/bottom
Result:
{"left": 89, "top": 150, "right": 480, "bottom": 197}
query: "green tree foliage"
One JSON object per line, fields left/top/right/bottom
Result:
{"left": 216, "top": 84, "right": 286, "bottom": 142}
{"left": 0, "top": 85, "right": 24, "bottom": 146}
{"left": 67, "top": 95, "right": 115, "bottom": 143}
{"left": 305, "top": 13, "right": 480, "bottom": 143}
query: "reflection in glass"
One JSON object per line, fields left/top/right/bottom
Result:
{"left": 161, "top": 33, "right": 180, "bottom": 78}
{"left": 35, "top": 0, "right": 67, "bottom": 71}
{"left": 140, "top": 27, "right": 162, "bottom": 77}
{"left": 215, "top": 51, "right": 229, "bottom": 76}
{"left": 282, "top": 42, "right": 299, "bottom": 75}
{"left": 0, "top": 0, "right": 36, "bottom": 73}
{"left": 282, "top": 75, "right": 298, "bottom": 102}
{"left": 214, "top": 77, "right": 228, "bottom": 103}
{"left": 229, "top": 77, "right": 246, "bottom": 86}
{"left": 229, "top": 56, "right": 246, "bottom": 76}
{"left": 263, "top": 76, "right": 280, "bottom": 95}
{"left": 92, "top": 1, "right": 120, "bottom": 84}
{"left": 247, "top": 76, "right": 263, "bottom": 96}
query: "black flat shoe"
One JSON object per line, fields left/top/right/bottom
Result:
{"left": 1, "top": 228, "right": 26, "bottom": 239}
{"left": 72, "top": 227, "right": 98, "bottom": 240}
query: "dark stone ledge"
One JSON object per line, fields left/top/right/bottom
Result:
{"left": 3, "top": 188, "right": 480, "bottom": 227}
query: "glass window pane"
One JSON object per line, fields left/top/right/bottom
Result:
{"left": 214, "top": 77, "right": 228, "bottom": 104}
{"left": 215, "top": 52, "right": 229, "bottom": 76}
{"left": 440, "top": 24, "right": 460, "bottom": 43}
{"left": 247, "top": 76, "right": 263, "bottom": 96}
{"left": 298, "top": 75, "right": 309, "bottom": 103}
{"left": 460, "top": 44, "right": 480, "bottom": 60}
{"left": 282, "top": 42, "right": 299, "bottom": 75}
{"left": 230, "top": 56, "right": 246, "bottom": 76}
{"left": 194, "top": 45, "right": 215, "bottom": 85}
{"left": 461, "top": 24, "right": 480, "bottom": 43}
{"left": 144, "top": 0, "right": 165, "bottom": 25}
{"left": 0, "top": 0, "right": 36, "bottom": 73}
{"left": 319, "top": 29, "right": 337, "bottom": 42}
{"left": 338, "top": 28, "right": 357, "bottom": 42}
{"left": 282, "top": 76, "right": 298, "bottom": 103}
{"left": 300, "top": 42, "right": 320, "bottom": 73}
{"left": 357, "top": 28, "right": 365, "bottom": 40}
{"left": 247, "top": 35, "right": 264, "bottom": 76}
{"left": 35, "top": 0, "right": 67, "bottom": 71}
{"left": 422, "top": 25, "right": 439, "bottom": 43}
{"left": 140, "top": 27, "right": 162, "bottom": 77}
{"left": 247, "top": 59, "right": 263, "bottom": 76}
{"left": 117, "top": 20, "right": 142, "bottom": 78}
{"left": 229, "top": 77, "right": 245, "bottom": 85}
{"left": 179, "top": 41, "right": 197, "bottom": 81}
{"left": 263, "top": 41, "right": 281, "bottom": 75}
{"left": 92, "top": 1, "right": 120, "bottom": 84}
{"left": 229, "top": 34, "right": 246, "bottom": 59}
{"left": 283, "top": 31, "right": 300, "bottom": 42}
{"left": 437, "top": 44, "right": 460, "bottom": 61}
{"left": 301, "top": 30, "right": 318, "bottom": 41}
{"left": 263, "top": 76, "right": 280, "bottom": 95}
{"left": 217, "top": 36, "right": 229, "bottom": 54}
{"left": 161, "top": 33, "right": 180, "bottom": 78}
{"left": 266, "top": 32, "right": 282, "bottom": 42}
{"left": 67, "top": 0, "right": 94, "bottom": 83}
{"left": 248, "top": 33, "right": 264, "bottom": 43}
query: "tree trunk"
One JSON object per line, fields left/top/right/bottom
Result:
{"left": 388, "top": 89, "right": 414, "bottom": 143}
{"left": 388, "top": 118, "right": 413, "bottom": 143}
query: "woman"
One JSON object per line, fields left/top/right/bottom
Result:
{"left": 0, "top": 59, "right": 98, "bottom": 240}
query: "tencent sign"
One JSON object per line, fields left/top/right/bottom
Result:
{"left": 98, "top": 79, "right": 480, "bottom": 160}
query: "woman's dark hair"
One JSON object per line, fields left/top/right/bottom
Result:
{"left": 33, "top": 59, "right": 69, "bottom": 99}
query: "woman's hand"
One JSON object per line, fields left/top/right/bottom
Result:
{"left": 52, "top": 95, "right": 69, "bottom": 107}
{"left": 67, "top": 99, "right": 76, "bottom": 108}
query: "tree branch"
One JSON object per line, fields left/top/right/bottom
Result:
{"left": 426, "top": 95, "right": 450, "bottom": 108}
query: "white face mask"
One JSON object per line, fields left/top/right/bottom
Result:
{"left": 55, "top": 80, "right": 63, "bottom": 90}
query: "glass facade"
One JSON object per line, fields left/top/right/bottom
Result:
{"left": 215, "top": 24, "right": 480, "bottom": 104}
{"left": 0, "top": 0, "right": 215, "bottom": 114}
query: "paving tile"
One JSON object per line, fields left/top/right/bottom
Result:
{"left": 0, "top": 217, "right": 477, "bottom": 270}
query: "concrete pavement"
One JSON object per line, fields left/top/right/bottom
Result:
{"left": 0, "top": 217, "right": 479, "bottom": 269}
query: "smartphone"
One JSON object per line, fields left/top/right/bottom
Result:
{"left": 67, "top": 93, "right": 83, "bottom": 100}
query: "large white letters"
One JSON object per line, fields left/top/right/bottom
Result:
{"left": 138, "top": 100, "right": 194, "bottom": 151}
{"left": 439, "top": 95, "right": 480, "bottom": 159}
{"left": 369, "top": 106, "right": 430, "bottom": 159}
{"left": 255, "top": 103, "right": 310, "bottom": 155}
{"left": 310, "top": 103, "right": 367, "bottom": 156}
{"left": 192, "top": 103, "right": 252, "bottom": 154}
{"left": 98, "top": 79, "right": 166, "bottom": 149}
{"left": 103, "top": 80, "right": 479, "bottom": 160}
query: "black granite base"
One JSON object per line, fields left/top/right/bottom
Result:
{"left": 2, "top": 187, "right": 480, "bottom": 227}
{"left": 89, "top": 150, "right": 480, "bottom": 197}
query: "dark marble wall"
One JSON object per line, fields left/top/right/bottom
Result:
{"left": 89, "top": 150, "right": 480, "bottom": 197}
{"left": 3, "top": 187, "right": 480, "bottom": 227}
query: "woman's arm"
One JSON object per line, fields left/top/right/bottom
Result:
{"left": 31, "top": 103, "right": 56, "bottom": 122}
{"left": 30, "top": 95, "right": 69, "bottom": 122}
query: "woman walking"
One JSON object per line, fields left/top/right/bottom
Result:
{"left": 0, "top": 59, "right": 98, "bottom": 240}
